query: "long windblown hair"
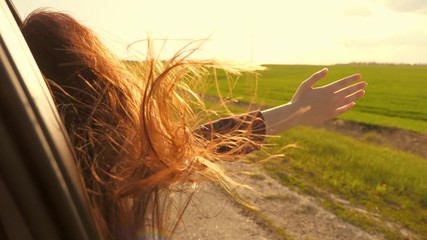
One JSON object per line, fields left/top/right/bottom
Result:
{"left": 21, "top": 9, "right": 263, "bottom": 240}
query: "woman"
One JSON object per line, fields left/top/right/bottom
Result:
{"left": 21, "top": 10, "right": 366, "bottom": 240}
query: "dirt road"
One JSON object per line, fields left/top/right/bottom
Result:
{"left": 175, "top": 162, "right": 384, "bottom": 240}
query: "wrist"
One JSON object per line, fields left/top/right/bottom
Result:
{"left": 261, "top": 101, "right": 303, "bottom": 135}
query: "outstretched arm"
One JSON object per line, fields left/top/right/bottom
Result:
{"left": 262, "top": 68, "right": 367, "bottom": 135}
{"left": 195, "top": 68, "right": 366, "bottom": 154}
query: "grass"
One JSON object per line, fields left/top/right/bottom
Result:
{"left": 206, "top": 64, "right": 427, "bottom": 133}
{"left": 261, "top": 126, "right": 427, "bottom": 239}
{"left": 204, "top": 97, "right": 427, "bottom": 238}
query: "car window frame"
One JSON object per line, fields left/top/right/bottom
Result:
{"left": 0, "top": 1, "right": 99, "bottom": 239}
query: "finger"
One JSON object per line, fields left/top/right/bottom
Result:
{"left": 301, "top": 68, "right": 328, "bottom": 89}
{"left": 324, "top": 73, "right": 362, "bottom": 93}
{"left": 334, "top": 81, "right": 367, "bottom": 99}
{"left": 334, "top": 102, "right": 356, "bottom": 116}
{"left": 334, "top": 89, "right": 365, "bottom": 109}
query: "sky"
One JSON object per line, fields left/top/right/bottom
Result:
{"left": 13, "top": 0, "right": 427, "bottom": 65}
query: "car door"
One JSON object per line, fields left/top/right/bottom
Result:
{"left": 0, "top": 1, "right": 99, "bottom": 239}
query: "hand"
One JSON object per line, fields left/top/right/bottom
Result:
{"left": 262, "top": 68, "right": 367, "bottom": 135}
{"left": 291, "top": 68, "right": 366, "bottom": 126}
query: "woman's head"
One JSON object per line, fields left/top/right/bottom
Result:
{"left": 21, "top": 10, "right": 132, "bottom": 112}
{"left": 21, "top": 9, "right": 260, "bottom": 240}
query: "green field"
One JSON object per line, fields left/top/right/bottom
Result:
{"left": 204, "top": 64, "right": 427, "bottom": 239}
{"left": 206, "top": 64, "right": 427, "bottom": 133}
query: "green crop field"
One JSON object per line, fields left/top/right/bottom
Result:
{"left": 206, "top": 64, "right": 427, "bottom": 133}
